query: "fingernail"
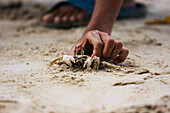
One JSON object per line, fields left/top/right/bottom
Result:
{"left": 70, "top": 16, "right": 75, "bottom": 21}
{"left": 62, "top": 16, "right": 67, "bottom": 22}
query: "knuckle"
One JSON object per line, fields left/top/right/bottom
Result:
{"left": 101, "top": 32, "right": 108, "bottom": 36}
{"left": 86, "top": 31, "right": 92, "bottom": 36}
{"left": 91, "top": 30, "right": 99, "bottom": 33}
{"left": 117, "top": 41, "right": 123, "bottom": 48}
{"left": 89, "top": 30, "right": 100, "bottom": 38}
{"left": 94, "top": 30, "right": 99, "bottom": 32}
{"left": 85, "top": 32, "right": 93, "bottom": 39}
{"left": 97, "top": 42, "right": 103, "bottom": 47}
{"left": 107, "top": 38, "right": 115, "bottom": 44}
{"left": 100, "top": 32, "right": 110, "bottom": 38}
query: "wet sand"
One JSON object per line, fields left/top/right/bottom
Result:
{"left": 0, "top": 0, "right": 170, "bottom": 113}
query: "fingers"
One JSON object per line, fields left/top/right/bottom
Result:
{"left": 100, "top": 33, "right": 115, "bottom": 58}
{"left": 113, "top": 48, "right": 129, "bottom": 64}
{"left": 100, "top": 32, "right": 123, "bottom": 61}
{"left": 68, "top": 42, "right": 83, "bottom": 56}
{"left": 68, "top": 30, "right": 129, "bottom": 64}
{"left": 109, "top": 40, "right": 123, "bottom": 60}
{"left": 82, "top": 31, "right": 103, "bottom": 58}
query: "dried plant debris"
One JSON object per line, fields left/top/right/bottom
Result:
{"left": 50, "top": 48, "right": 120, "bottom": 71}
{"left": 113, "top": 81, "right": 144, "bottom": 86}
{"left": 136, "top": 68, "right": 150, "bottom": 75}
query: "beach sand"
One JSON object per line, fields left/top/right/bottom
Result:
{"left": 0, "top": 0, "right": 170, "bottom": 113}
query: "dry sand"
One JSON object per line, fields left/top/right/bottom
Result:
{"left": 0, "top": 0, "right": 170, "bottom": 113}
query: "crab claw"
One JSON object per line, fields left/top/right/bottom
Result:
{"left": 92, "top": 56, "right": 100, "bottom": 70}
{"left": 83, "top": 57, "right": 93, "bottom": 70}
{"left": 63, "top": 55, "right": 75, "bottom": 66}
{"left": 50, "top": 57, "right": 63, "bottom": 66}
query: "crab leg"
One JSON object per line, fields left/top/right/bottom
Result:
{"left": 83, "top": 57, "right": 93, "bottom": 70}
{"left": 50, "top": 55, "right": 75, "bottom": 67}
{"left": 101, "top": 61, "right": 121, "bottom": 69}
{"left": 49, "top": 57, "right": 63, "bottom": 66}
{"left": 62, "top": 55, "right": 75, "bottom": 66}
{"left": 92, "top": 56, "right": 100, "bottom": 70}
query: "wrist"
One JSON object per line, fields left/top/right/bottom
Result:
{"left": 83, "top": 24, "right": 112, "bottom": 37}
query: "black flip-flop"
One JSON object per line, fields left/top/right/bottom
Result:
{"left": 41, "top": 2, "right": 147, "bottom": 29}
{"left": 40, "top": 1, "right": 90, "bottom": 29}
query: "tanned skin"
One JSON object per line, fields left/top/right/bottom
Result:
{"left": 68, "top": 0, "right": 129, "bottom": 64}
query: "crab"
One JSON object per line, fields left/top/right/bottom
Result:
{"left": 50, "top": 48, "right": 120, "bottom": 70}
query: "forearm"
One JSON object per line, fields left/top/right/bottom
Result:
{"left": 72, "top": 0, "right": 124, "bottom": 46}
{"left": 83, "top": 0, "right": 123, "bottom": 36}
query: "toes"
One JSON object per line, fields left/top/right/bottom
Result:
{"left": 43, "top": 10, "right": 59, "bottom": 22}
{"left": 69, "top": 10, "right": 80, "bottom": 21}
{"left": 77, "top": 11, "right": 87, "bottom": 20}
{"left": 54, "top": 11, "right": 66, "bottom": 23}
{"left": 43, "top": 14, "right": 53, "bottom": 22}
{"left": 62, "top": 11, "right": 74, "bottom": 22}
{"left": 70, "top": 10, "right": 87, "bottom": 21}
{"left": 43, "top": 4, "right": 87, "bottom": 23}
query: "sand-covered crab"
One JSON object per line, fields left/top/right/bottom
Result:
{"left": 50, "top": 48, "right": 120, "bottom": 70}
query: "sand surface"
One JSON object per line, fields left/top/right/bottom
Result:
{"left": 0, "top": 0, "right": 170, "bottom": 113}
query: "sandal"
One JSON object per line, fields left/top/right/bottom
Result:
{"left": 41, "top": 1, "right": 147, "bottom": 29}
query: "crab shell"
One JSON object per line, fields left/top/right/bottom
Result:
{"left": 73, "top": 55, "right": 100, "bottom": 70}
{"left": 50, "top": 55, "right": 100, "bottom": 70}
{"left": 50, "top": 55, "right": 120, "bottom": 70}
{"left": 50, "top": 55, "right": 75, "bottom": 66}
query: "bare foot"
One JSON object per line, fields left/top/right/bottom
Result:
{"left": 43, "top": 0, "right": 136, "bottom": 23}
{"left": 43, "top": 4, "right": 88, "bottom": 23}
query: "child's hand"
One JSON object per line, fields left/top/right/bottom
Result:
{"left": 68, "top": 30, "right": 129, "bottom": 64}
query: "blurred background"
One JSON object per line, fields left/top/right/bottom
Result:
{"left": 0, "top": 0, "right": 170, "bottom": 21}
